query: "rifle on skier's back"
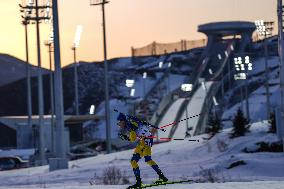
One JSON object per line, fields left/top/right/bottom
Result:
{"left": 114, "top": 109, "right": 166, "bottom": 132}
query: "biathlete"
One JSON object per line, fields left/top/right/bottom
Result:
{"left": 117, "top": 113, "right": 168, "bottom": 189}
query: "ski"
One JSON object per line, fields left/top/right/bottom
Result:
{"left": 126, "top": 180, "right": 193, "bottom": 189}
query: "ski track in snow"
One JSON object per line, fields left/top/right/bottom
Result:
{"left": 0, "top": 181, "right": 284, "bottom": 189}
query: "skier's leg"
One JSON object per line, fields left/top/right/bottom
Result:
{"left": 131, "top": 153, "right": 141, "bottom": 178}
{"left": 143, "top": 146, "right": 168, "bottom": 183}
{"left": 144, "top": 155, "right": 167, "bottom": 179}
{"left": 129, "top": 152, "right": 142, "bottom": 188}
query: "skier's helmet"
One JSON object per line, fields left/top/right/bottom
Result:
{"left": 117, "top": 113, "right": 126, "bottom": 122}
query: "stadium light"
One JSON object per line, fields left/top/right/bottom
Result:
{"left": 143, "top": 72, "right": 147, "bottom": 79}
{"left": 218, "top": 54, "right": 222, "bottom": 60}
{"left": 126, "top": 79, "right": 135, "bottom": 88}
{"left": 89, "top": 105, "right": 95, "bottom": 114}
{"left": 208, "top": 69, "right": 213, "bottom": 75}
{"left": 255, "top": 20, "right": 274, "bottom": 36}
{"left": 73, "top": 25, "right": 83, "bottom": 48}
{"left": 159, "top": 61, "right": 163, "bottom": 68}
{"left": 130, "top": 89, "right": 135, "bottom": 97}
{"left": 233, "top": 56, "right": 253, "bottom": 80}
{"left": 181, "top": 84, "right": 193, "bottom": 92}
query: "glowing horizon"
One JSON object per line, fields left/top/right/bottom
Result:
{"left": 0, "top": 0, "right": 277, "bottom": 69}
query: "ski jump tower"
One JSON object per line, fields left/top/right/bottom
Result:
{"left": 198, "top": 21, "right": 256, "bottom": 55}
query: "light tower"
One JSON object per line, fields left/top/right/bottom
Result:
{"left": 255, "top": 20, "right": 274, "bottom": 120}
{"left": 20, "top": 2, "right": 33, "bottom": 142}
{"left": 277, "top": 0, "right": 284, "bottom": 145}
{"left": 90, "top": 0, "right": 111, "bottom": 153}
{"left": 51, "top": 0, "right": 68, "bottom": 170}
{"left": 181, "top": 83, "right": 193, "bottom": 137}
{"left": 142, "top": 72, "right": 147, "bottom": 97}
{"left": 72, "top": 25, "right": 83, "bottom": 115}
{"left": 19, "top": 0, "right": 51, "bottom": 165}
{"left": 233, "top": 55, "right": 253, "bottom": 121}
{"left": 44, "top": 26, "right": 55, "bottom": 155}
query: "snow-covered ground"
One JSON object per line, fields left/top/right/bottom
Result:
{"left": 0, "top": 122, "right": 283, "bottom": 188}
{"left": 0, "top": 181, "right": 283, "bottom": 189}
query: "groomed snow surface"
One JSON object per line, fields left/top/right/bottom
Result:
{"left": 0, "top": 181, "right": 283, "bottom": 189}
{"left": 0, "top": 122, "right": 283, "bottom": 189}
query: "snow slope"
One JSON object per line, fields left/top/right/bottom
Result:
{"left": 0, "top": 122, "right": 283, "bottom": 188}
{"left": 158, "top": 98, "right": 185, "bottom": 138}
{"left": 174, "top": 82, "right": 214, "bottom": 138}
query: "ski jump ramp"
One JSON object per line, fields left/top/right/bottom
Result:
{"left": 157, "top": 81, "right": 213, "bottom": 139}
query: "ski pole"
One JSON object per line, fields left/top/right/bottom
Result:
{"left": 145, "top": 136, "right": 200, "bottom": 142}
{"left": 159, "top": 113, "right": 202, "bottom": 129}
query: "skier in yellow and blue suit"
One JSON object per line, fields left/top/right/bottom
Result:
{"left": 117, "top": 113, "right": 168, "bottom": 189}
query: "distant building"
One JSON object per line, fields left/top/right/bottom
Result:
{"left": 0, "top": 115, "right": 103, "bottom": 153}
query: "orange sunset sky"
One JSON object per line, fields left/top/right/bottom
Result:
{"left": 0, "top": 0, "right": 277, "bottom": 69}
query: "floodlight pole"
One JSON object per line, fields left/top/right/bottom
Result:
{"left": 264, "top": 31, "right": 271, "bottom": 120}
{"left": 20, "top": 0, "right": 53, "bottom": 165}
{"left": 23, "top": 20, "right": 33, "bottom": 140}
{"left": 277, "top": 0, "right": 284, "bottom": 148}
{"left": 90, "top": 0, "right": 111, "bottom": 153}
{"left": 45, "top": 41, "right": 55, "bottom": 155}
{"left": 72, "top": 46, "right": 79, "bottom": 115}
{"left": 143, "top": 78, "right": 146, "bottom": 97}
{"left": 35, "top": 0, "right": 46, "bottom": 165}
{"left": 244, "top": 71, "right": 250, "bottom": 121}
{"left": 52, "top": 0, "right": 67, "bottom": 159}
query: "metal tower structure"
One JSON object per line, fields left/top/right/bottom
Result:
{"left": 90, "top": 0, "right": 111, "bottom": 154}
{"left": 19, "top": 0, "right": 51, "bottom": 165}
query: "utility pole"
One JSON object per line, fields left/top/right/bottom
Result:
{"left": 44, "top": 39, "right": 55, "bottom": 155}
{"left": 72, "top": 46, "right": 79, "bottom": 115}
{"left": 244, "top": 70, "right": 250, "bottom": 121}
{"left": 72, "top": 25, "right": 83, "bottom": 115}
{"left": 264, "top": 22, "right": 274, "bottom": 119}
{"left": 22, "top": 19, "right": 33, "bottom": 140}
{"left": 19, "top": 0, "right": 51, "bottom": 165}
{"left": 255, "top": 20, "right": 274, "bottom": 120}
{"left": 52, "top": 0, "right": 66, "bottom": 160}
{"left": 35, "top": 0, "right": 45, "bottom": 165}
{"left": 90, "top": 0, "right": 111, "bottom": 154}
{"left": 277, "top": 0, "right": 284, "bottom": 150}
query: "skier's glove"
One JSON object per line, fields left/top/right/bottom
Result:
{"left": 119, "top": 133, "right": 130, "bottom": 141}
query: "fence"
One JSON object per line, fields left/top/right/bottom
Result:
{"left": 131, "top": 39, "right": 207, "bottom": 57}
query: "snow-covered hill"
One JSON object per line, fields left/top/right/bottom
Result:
{"left": 0, "top": 53, "right": 49, "bottom": 87}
